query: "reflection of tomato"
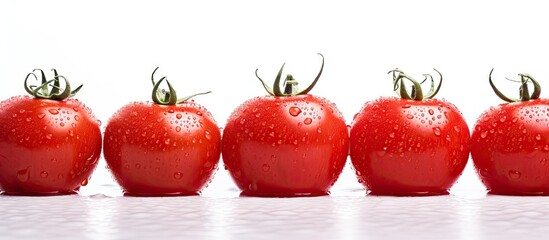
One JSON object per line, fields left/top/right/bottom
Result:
{"left": 222, "top": 54, "right": 349, "bottom": 197}
{"left": 350, "top": 69, "right": 470, "bottom": 196}
{"left": 0, "top": 69, "right": 102, "bottom": 195}
{"left": 104, "top": 68, "right": 220, "bottom": 196}
{"left": 472, "top": 70, "right": 549, "bottom": 195}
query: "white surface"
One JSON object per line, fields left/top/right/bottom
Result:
{"left": 2, "top": 1, "right": 549, "bottom": 239}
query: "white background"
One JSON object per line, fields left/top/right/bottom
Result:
{"left": 2, "top": 1, "right": 549, "bottom": 239}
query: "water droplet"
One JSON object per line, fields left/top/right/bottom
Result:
{"left": 174, "top": 172, "right": 183, "bottom": 179}
{"left": 57, "top": 174, "right": 64, "bottom": 179}
{"left": 480, "top": 131, "right": 488, "bottom": 138}
{"left": 81, "top": 178, "right": 88, "bottom": 186}
{"left": 536, "top": 134, "right": 542, "bottom": 141}
{"left": 40, "top": 171, "right": 48, "bottom": 178}
{"left": 11, "top": 113, "right": 17, "bottom": 118}
{"left": 135, "top": 163, "right": 141, "bottom": 169}
{"left": 25, "top": 117, "right": 32, "bottom": 122}
{"left": 176, "top": 113, "right": 182, "bottom": 119}
{"left": 73, "top": 106, "right": 79, "bottom": 112}
{"left": 74, "top": 115, "right": 80, "bottom": 121}
{"left": 270, "top": 155, "right": 276, "bottom": 163}
{"left": 541, "top": 159, "right": 547, "bottom": 165}
{"left": 175, "top": 126, "right": 181, "bottom": 132}
{"left": 289, "top": 107, "right": 302, "bottom": 117}
{"left": 304, "top": 118, "right": 313, "bottom": 125}
{"left": 389, "top": 132, "right": 395, "bottom": 138}
{"left": 317, "top": 127, "right": 322, "bottom": 133}
{"left": 428, "top": 109, "right": 435, "bottom": 115}
{"left": 262, "top": 164, "right": 270, "bottom": 172}
{"left": 402, "top": 104, "right": 411, "bottom": 109}
{"left": 508, "top": 169, "right": 521, "bottom": 180}
{"left": 406, "top": 114, "right": 414, "bottom": 119}
{"left": 46, "top": 134, "right": 53, "bottom": 140}
{"left": 48, "top": 109, "right": 59, "bottom": 115}
{"left": 60, "top": 122, "right": 65, "bottom": 127}
{"left": 512, "top": 117, "right": 518, "bottom": 123}
{"left": 164, "top": 138, "right": 171, "bottom": 145}
{"left": 17, "top": 167, "right": 30, "bottom": 182}
{"left": 37, "top": 113, "right": 45, "bottom": 119}
{"left": 205, "top": 131, "right": 212, "bottom": 140}
{"left": 196, "top": 111, "right": 203, "bottom": 116}
{"left": 432, "top": 127, "right": 441, "bottom": 136}
{"left": 168, "top": 109, "right": 174, "bottom": 113}
{"left": 453, "top": 126, "right": 460, "bottom": 133}
{"left": 446, "top": 135, "right": 451, "bottom": 141}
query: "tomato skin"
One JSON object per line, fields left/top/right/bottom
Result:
{"left": 103, "top": 101, "right": 221, "bottom": 196}
{"left": 0, "top": 96, "right": 102, "bottom": 195}
{"left": 222, "top": 94, "right": 349, "bottom": 197}
{"left": 471, "top": 99, "right": 549, "bottom": 195}
{"left": 350, "top": 97, "right": 470, "bottom": 196}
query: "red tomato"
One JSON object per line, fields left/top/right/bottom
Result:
{"left": 103, "top": 68, "right": 220, "bottom": 196}
{"left": 472, "top": 70, "right": 549, "bottom": 195}
{"left": 0, "top": 69, "right": 101, "bottom": 195}
{"left": 350, "top": 69, "right": 470, "bottom": 196}
{"left": 222, "top": 54, "right": 349, "bottom": 197}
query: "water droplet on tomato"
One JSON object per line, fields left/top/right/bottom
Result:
{"left": 175, "top": 126, "right": 181, "bottom": 132}
{"left": 196, "top": 111, "right": 203, "bottom": 116}
{"left": 304, "top": 118, "right": 313, "bottom": 125}
{"left": 46, "top": 133, "right": 53, "bottom": 139}
{"left": 164, "top": 138, "right": 171, "bottom": 145}
{"left": 135, "top": 163, "right": 141, "bottom": 169}
{"left": 48, "top": 109, "right": 59, "bottom": 115}
{"left": 60, "top": 122, "right": 65, "bottom": 127}
{"left": 289, "top": 107, "right": 302, "bottom": 117}
{"left": 541, "top": 159, "right": 547, "bottom": 165}
{"left": 168, "top": 109, "right": 174, "bottom": 113}
{"left": 432, "top": 127, "right": 441, "bottom": 136}
{"left": 176, "top": 113, "right": 183, "bottom": 119}
{"left": 453, "top": 126, "right": 460, "bottom": 133}
{"left": 262, "top": 164, "right": 270, "bottom": 172}
{"left": 174, "top": 172, "right": 183, "bottom": 179}
{"left": 25, "top": 117, "right": 32, "bottom": 122}
{"left": 402, "top": 104, "right": 411, "bottom": 109}
{"left": 205, "top": 131, "right": 212, "bottom": 140}
{"left": 536, "top": 134, "right": 542, "bottom": 141}
{"left": 428, "top": 109, "right": 435, "bottom": 115}
{"left": 11, "top": 113, "right": 17, "bottom": 118}
{"left": 17, "top": 167, "right": 30, "bottom": 182}
{"left": 270, "top": 155, "right": 276, "bottom": 163}
{"left": 406, "top": 114, "right": 414, "bottom": 119}
{"left": 508, "top": 169, "right": 521, "bottom": 180}
{"left": 37, "top": 113, "right": 45, "bottom": 119}
{"left": 317, "top": 127, "right": 322, "bottom": 133}
{"left": 81, "top": 178, "right": 88, "bottom": 186}
{"left": 389, "top": 132, "right": 395, "bottom": 138}
{"left": 446, "top": 135, "right": 451, "bottom": 141}
{"left": 480, "top": 131, "right": 488, "bottom": 138}
{"left": 40, "top": 171, "right": 48, "bottom": 178}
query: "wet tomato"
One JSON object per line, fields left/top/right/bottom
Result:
{"left": 0, "top": 69, "right": 101, "bottom": 195}
{"left": 222, "top": 54, "right": 349, "bottom": 197}
{"left": 472, "top": 70, "right": 549, "bottom": 195}
{"left": 103, "top": 68, "right": 220, "bottom": 196}
{"left": 350, "top": 69, "right": 470, "bottom": 196}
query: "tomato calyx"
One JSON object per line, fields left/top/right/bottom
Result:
{"left": 255, "top": 53, "right": 325, "bottom": 96}
{"left": 150, "top": 67, "right": 211, "bottom": 105}
{"left": 488, "top": 68, "right": 541, "bottom": 102}
{"left": 23, "top": 69, "right": 83, "bottom": 100}
{"left": 387, "top": 68, "right": 442, "bottom": 100}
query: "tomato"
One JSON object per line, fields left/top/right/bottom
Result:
{"left": 350, "top": 69, "right": 470, "bottom": 196}
{"left": 222, "top": 54, "right": 349, "bottom": 197}
{"left": 103, "top": 68, "right": 220, "bottom": 196}
{"left": 472, "top": 70, "right": 549, "bottom": 195}
{"left": 0, "top": 69, "right": 101, "bottom": 195}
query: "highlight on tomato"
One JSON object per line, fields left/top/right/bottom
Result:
{"left": 472, "top": 69, "right": 549, "bottom": 195}
{"left": 222, "top": 54, "right": 349, "bottom": 197}
{"left": 0, "top": 69, "right": 102, "bottom": 195}
{"left": 350, "top": 69, "right": 470, "bottom": 196}
{"left": 103, "top": 68, "right": 220, "bottom": 196}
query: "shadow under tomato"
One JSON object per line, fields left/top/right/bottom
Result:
{"left": 123, "top": 191, "right": 199, "bottom": 197}
{"left": 239, "top": 191, "right": 329, "bottom": 198}
{"left": 366, "top": 190, "right": 450, "bottom": 197}
{"left": 1, "top": 190, "right": 78, "bottom": 196}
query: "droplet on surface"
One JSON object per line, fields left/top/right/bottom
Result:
{"left": 196, "top": 111, "right": 203, "bottom": 116}
{"left": 174, "top": 172, "right": 183, "bottom": 179}
{"left": 428, "top": 109, "right": 435, "bottom": 115}
{"left": 262, "top": 164, "right": 270, "bottom": 172}
{"left": 46, "top": 134, "right": 53, "bottom": 140}
{"left": 48, "top": 109, "right": 59, "bottom": 115}
{"left": 17, "top": 167, "right": 30, "bottom": 182}
{"left": 37, "top": 113, "right": 45, "bottom": 119}
{"left": 432, "top": 127, "right": 441, "bottom": 136}
{"left": 536, "top": 134, "right": 542, "bottom": 141}
{"left": 176, "top": 113, "right": 182, "bottom": 119}
{"left": 402, "top": 104, "right": 411, "bottom": 109}
{"left": 480, "top": 131, "right": 488, "bottom": 138}
{"left": 40, "top": 171, "right": 48, "bottom": 178}
{"left": 304, "top": 118, "right": 313, "bottom": 125}
{"left": 406, "top": 114, "right": 414, "bottom": 119}
{"left": 317, "top": 127, "right": 322, "bottom": 133}
{"left": 389, "top": 132, "right": 395, "bottom": 138}
{"left": 205, "top": 131, "right": 212, "bottom": 140}
{"left": 74, "top": 115, "right": 80, "bottom": 121}
{"left": 175, "top": 126, "right": 181, "bottom": 132}
{"left": 508, "top": 169, "right": 521, "bottom": 180}
{"left": 81, "top": 178, "right": 88, "bottom": 186}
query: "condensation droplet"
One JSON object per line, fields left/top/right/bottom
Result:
{"left": 389, "top": 132, "right": 395, "bottom": 138}
{"left": 48, "top": 109, "right": 59, "bottom": 115}
{"left": 175, "top": 126, "right": 181, "bottom": 132}
{"left": 40, "top": 171, "right": 48, "bottom": 178}
{"left": 262, "top": 164, "right": 270, "bottom": 172}
{"left": 480, "top": 131, "right": 488, "bottom": 138}
{"left": 402, "top": 104, "right": 411, "bottom": 109}
{"left": 164, "top": 138, "right": 171, "bottom": 145}
{"left": 74, "top": 115, "right": 80, "bottom": 121}
{"left": 453, "top": 126, "right": 460, "bottom": 133}
{"left": 46, "top": 134, "right": 53, "bottom": 140}
{"left": 37, "top": 113, "right": 45, "bottom": 119}
{"left": 432, "top": 127, "right": 441, "bottom": 136}
{"left": 428, "top": 109, "right": 435, "bottom": 115}
{"left": 205, "top": 131, "right": 212, "bottom": 140}
{"left": 508, "top": 169, "right": 521, "bottom": 180}
{"left": 536, "top": 134, "right": 542, "bottom": 141}
{"left": 17, "top": 167, "right": 30, "bottom": 182}
{"left": 135, "top": 163, "right": 141, "bottom": 169}
{"left": 500, "top": 116, "right": 507, "bottom": 122}
{"left": 176, "top": 113, "right": 183, "bottom": 119}
{"left": 81, "top": 178, "right": 88, "bottom": 186}
{"left": 196, "top": 111, "right": 203, "bottom": 116}
{"left": 317, "top": 127, "right": 322, "bottom": 133}
{"left": 174, "top": 172, "right": 183, "bottom": 179}
{"left": 304, "top": 118, "right": 313, "bottom": 125}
